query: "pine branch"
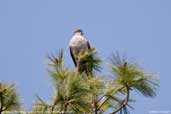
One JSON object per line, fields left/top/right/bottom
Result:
{"left": 110, "top": 84, "right": 130, "bottom": 114}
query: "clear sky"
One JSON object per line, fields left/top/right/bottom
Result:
{"left": 0, "top": 0, "right": 171, "bottom": 113}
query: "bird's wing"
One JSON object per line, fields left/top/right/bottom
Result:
{"left": 70, "top": 46, "right": 77, "bottom": 67}
{"left": 86, "top": 40, "right": 91, "bottom": 49}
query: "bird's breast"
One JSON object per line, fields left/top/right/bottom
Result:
{"left": 70, "top": 37, "right": 87, "bottom": 48}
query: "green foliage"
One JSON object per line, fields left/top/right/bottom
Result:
{"left": 77, "top": 48, "right": 102, "bottom": 76}
{"left": 30, "top": 49, "right": 157, "bottom": 114}
{"left": 31, "top": 50, "right": 95, "bottom": 114}
{"left": 109, "top": 53, "right": 158, "bottom": 114}
{"left": 1, "top": 49, "right": 158, "bottom": 114}
{"left": 0, "top": 82, "right": 21, "bottom": 114}
{"left": 110, "top": 53, "right": 158, "bottom": 97}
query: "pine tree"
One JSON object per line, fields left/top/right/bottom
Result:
{"left": 0, "top": 82, "right": 21, "bottom": 114}
{"left": 30, "top": 48, "right": 158, "bottom": 114}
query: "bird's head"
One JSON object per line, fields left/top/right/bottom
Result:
{"left": 73, "top": 29, "right": 84, "bottom": 35}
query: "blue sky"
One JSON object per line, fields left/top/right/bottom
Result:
{"left": 0, "top": 0, "right": 171, "bottom": 113}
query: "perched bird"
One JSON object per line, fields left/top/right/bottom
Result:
{"left": 69, "top": 29, "right": 90, "bottom": 67}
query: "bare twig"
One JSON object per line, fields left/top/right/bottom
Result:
{"left": 110, "top": 84, "right": 130, "bottom": 114}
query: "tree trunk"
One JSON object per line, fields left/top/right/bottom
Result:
{"left": 0, "top": 93, "right": 3, "bottom": 114}
{"left": 63, "top": 103, "right": 68, "bottom": 114}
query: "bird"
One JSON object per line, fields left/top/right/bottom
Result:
{"left": 69, "top": 29, "right": 91, "bottom": 67}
